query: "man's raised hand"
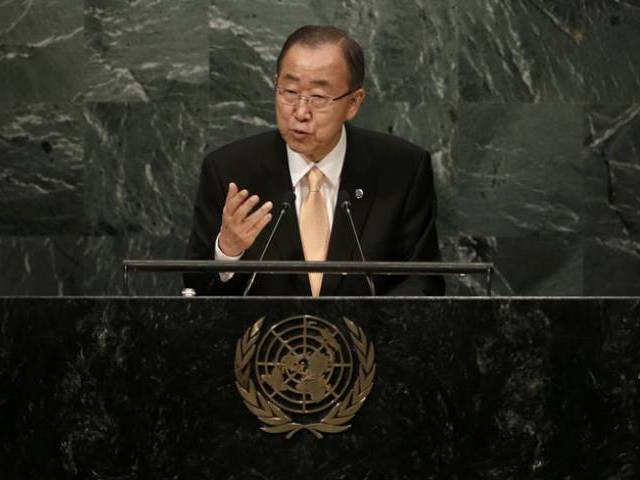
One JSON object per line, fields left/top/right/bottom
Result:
{"left": 218, "top": 182, "right": 273, "bottom": 257}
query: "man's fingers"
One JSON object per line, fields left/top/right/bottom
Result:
{"left": 225, "top": 182, "right": 238, "bottom": 205}
{"left": 234, "top": 194, "right": 261, "bottom": 220}
{"left": 244, "top": 201, "right": 273, "bottom": 230}
{"left": 224, "top": 188, "right": 249, "bottom": 216}
{"left": 248, "top": 212, "right": 273, "bottom": 237}
{"left": 220, "top": 186, "right": 274, "bottom": 253}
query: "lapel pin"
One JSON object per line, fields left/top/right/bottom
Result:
{"left": 354, "top": 188, "right": 364, "bottom": 200}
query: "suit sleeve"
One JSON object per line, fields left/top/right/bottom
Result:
{"left": 183, "top": 155, "right": 248, "bottom": 295}
{"left": 385, "top": 151, "right": 445, "bottom": 296}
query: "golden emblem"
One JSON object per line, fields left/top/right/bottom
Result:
{"left": 234, "top": 315, "right": 375, "bottom": 438}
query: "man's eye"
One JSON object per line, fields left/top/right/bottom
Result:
{"left": 311, "top": 95, "right": 326, "bottom": 100}
{"left": 285, "top": 89, "right": 298, "bottom": 95}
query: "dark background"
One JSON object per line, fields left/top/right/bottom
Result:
{"left": 1, "top": 0, "right": 639, "bottom": 296}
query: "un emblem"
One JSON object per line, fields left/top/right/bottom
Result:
{"left": 234, "top": 315, "right": 375, "bottom": 438}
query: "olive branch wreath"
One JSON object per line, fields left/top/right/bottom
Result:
{"left": 234, "top": 316, "right": 375, "bottom": 439}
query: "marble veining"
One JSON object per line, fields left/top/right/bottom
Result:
{"left": 585, "top": 104, "right": 640, "bottom": 242}
{"left": 459, "top": 0, "right": 640, "bottom": 102}
{"left": 451, "top": 103, "right": 584, "bottom": 237}
{"left": 209, "top": 0, "right": 458, "bottom": 103}
{"left": 0, "top": 103, "right": 84, "bottom": 233}
{"left": 83, "top": 101, "right": 207, "bottom": 236}
{"left": 0, "top": 0, "right": 84, "bottom": 105}
{"left": 83, "top": 0, "right": 208, "bottom": 102}
{"left": 0, "top": 236, "right": 83, "bottom": 295}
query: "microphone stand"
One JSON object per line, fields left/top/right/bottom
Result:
{"left": 243, "top": 194, "right": 293, "bottom": 296}
{"left": 340, "top": 192, "right": 376, "bottom": 296}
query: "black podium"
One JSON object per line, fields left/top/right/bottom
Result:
{"left": 1, "top": 296, "right": 639, "bottom": 479}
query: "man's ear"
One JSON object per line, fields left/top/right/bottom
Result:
{"left": 346, "top": 88, "right": 366, "bottom": 120}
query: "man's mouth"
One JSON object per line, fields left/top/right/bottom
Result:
{"left": 291, "top": 128, "right": 310, "bottom": 136}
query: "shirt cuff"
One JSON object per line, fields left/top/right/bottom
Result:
{"left": 215, "top": 233, "right": 243, "bottom": 282}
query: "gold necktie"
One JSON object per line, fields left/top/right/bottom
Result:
{"left": 299, "top": 167, "right": 330, "bottom": 297}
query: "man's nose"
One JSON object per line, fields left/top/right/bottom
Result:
{"left": 293, "top": 97, "right": 312, "bottom": 121}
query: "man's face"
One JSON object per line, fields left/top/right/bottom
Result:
{"left": 275, "top": 42, "right": 365, "bottom": 162}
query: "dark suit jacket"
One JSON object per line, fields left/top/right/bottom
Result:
{"left": 184, "top": 123, "right": 445, "bottom": 296}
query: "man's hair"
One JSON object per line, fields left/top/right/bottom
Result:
{"left": 276, "top": 25, "right": 365, "bottom": 91}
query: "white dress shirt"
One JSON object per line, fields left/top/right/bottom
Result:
{"left": 215, "top": 126, "right": 347, "bottom": 280}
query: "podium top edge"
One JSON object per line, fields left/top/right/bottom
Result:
{"left": 122, "top": 259, "right": 494, "bottom": 274}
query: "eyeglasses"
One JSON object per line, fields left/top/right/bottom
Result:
{"left": 275, "top": 85, "right": 354, "bottom": 109}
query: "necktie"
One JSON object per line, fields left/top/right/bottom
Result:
{"left": 299, "top": 167, "right": 330, "bottom": 297}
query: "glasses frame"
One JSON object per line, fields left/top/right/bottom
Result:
{"left": 275, "top": 84, "right": 355, "bottom": 109}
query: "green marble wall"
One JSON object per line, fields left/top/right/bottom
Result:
{"left": 1, "top": 0, "right": 639, "bottom": 295}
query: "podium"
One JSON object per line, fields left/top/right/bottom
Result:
{"left": 1, "top": 295, "right": 639, "bottom": 478}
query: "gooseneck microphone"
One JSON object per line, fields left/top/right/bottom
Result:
{"left": 243, "top": 191, "right": 296, "bottom": 296}
{"left": 339, "top": 190, "right": 376, "bottom": 296}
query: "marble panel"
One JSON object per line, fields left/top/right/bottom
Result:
{"left": 209, "top": 0, "right": 458, "bottom": 103}
{"left": 0, "top": 0, "right": 84, "bottom": 105}
{"left": 443, "top": 235, "right": 583, "bottom": 296}
{"left": 83, "top": 0, "right": 208, "bottom": 102}
{"left": 208, "top": 100, "right": 275, "bottom": 152}
{"left": 584, "top": 238, "right": 640, "bottom": 296}
{"left": 450, "top": 103, "right": 583, "bottom": 237}
{"left": 0, "top": 103, "right": 84, "bottom": 234}
{"left": 0, "top": 236, "right": 83, "bottom": 295}
{"left": 537, "top": 298, "right": 640, "bottom": 477}
{"left": 83, "top": 102, "right": 208, "bottom": 236}
{"left": 82, "top": 235, "right": 186, "bottom": 296}
{"left": 459, "top": 0, "right": 640, "bottom": 103}
{"left": 493, "top": 236, "right": 583, "bottom": 296}
{"left": 584, "top": 104, "right": 640, "bottom": 241}
{"left": 0, "top": 234, "right": 188, "bottom": 297}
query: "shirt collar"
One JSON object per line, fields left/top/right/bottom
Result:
{"left": 287, "top": 125, "right": 346, "bottom": 189}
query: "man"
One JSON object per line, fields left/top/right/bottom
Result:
{"left": 185, "top": 25, "right": 444, "bottom": 296}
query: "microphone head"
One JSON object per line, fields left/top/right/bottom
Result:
{"left": 338, "top": 189, "right": 351, "bottom": 209}
{"left": 280, "top": 191, "right": 296, "bottom": 210}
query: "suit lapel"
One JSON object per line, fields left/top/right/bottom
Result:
{"left": 321, "top": 125, "right": 375, "bottom": 296}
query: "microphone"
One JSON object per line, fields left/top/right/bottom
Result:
{"left": 339, "top": 190, "right": 376, "bottom": 296}
{"left": 243, "top": 191, "right": 295, "bottom": 296}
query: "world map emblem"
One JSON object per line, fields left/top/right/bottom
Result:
{"left": 234, "top": 315, "right": 376, "bottom": 438}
